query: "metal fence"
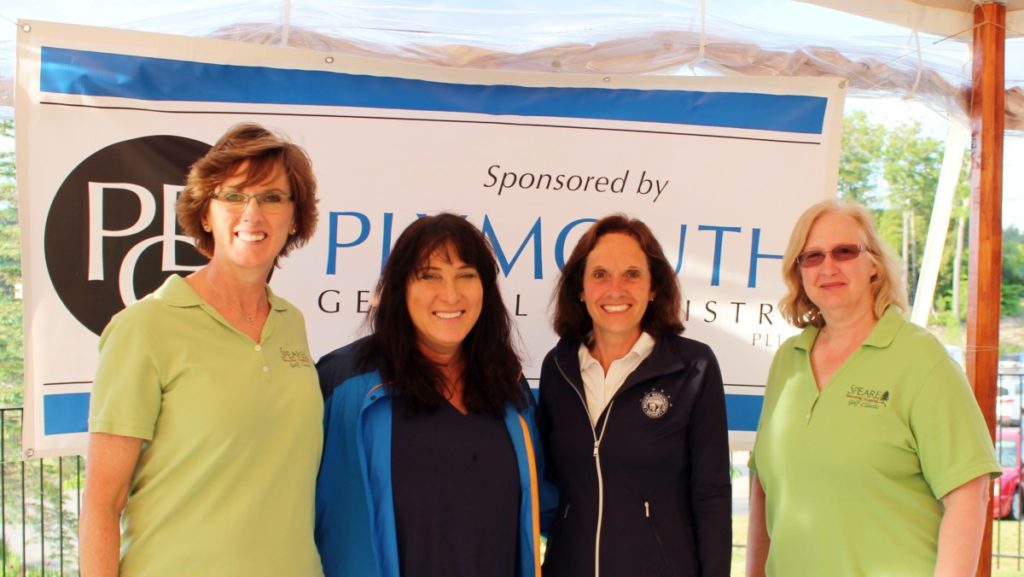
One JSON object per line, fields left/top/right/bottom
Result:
{"left": 0, "top": 408, "right": 83, "bottom": 576}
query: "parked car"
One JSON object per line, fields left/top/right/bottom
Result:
{"left": 995, "top": 428, "right": 1023, "bottom": 520}
{"left": 998, "top": 374, "right": 1024, "bottom": 426}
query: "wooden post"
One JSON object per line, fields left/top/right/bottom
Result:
{"left": 968, "top": 3, "right": 1004, "bottom": 577}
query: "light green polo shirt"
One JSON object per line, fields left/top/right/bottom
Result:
{"left": 89, "top": 275, "right": 324, "bottom": 577}
{"left": 751, "top": 307, "right": 999, "bottom": 577}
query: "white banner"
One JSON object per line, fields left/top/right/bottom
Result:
{"left": 17, "top": 20, "right": 844, "bottom": 457}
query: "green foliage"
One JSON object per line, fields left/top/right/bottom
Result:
{"left": 837, "top": 111, "right": 884, "bottom": 205}
{"left": 0, "top": 118, "right": 20, "bottom": 407}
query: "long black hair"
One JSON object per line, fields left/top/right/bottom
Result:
{"left": 363, "top": 213, "right": 525, "bottom": 416}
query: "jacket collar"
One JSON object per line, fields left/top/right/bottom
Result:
{"left": 552, "top": 334, "right": 688, "bottom": 397}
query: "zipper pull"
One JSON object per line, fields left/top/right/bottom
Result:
{"left": 593, "top": 440, "right": 600, "bottom": 457}
{"left": 644, "top": 501, "right": 651, "bottom": 518}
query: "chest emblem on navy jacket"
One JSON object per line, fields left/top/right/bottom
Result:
{"left": 845, "top": 384, "right": 890, "bottom": 410}
{"left": 641, "top": 388, "right": 672, "bottom": 419}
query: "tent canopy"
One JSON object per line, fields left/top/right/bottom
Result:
{"left": 0, "top": 0, "right": 1021, "bottom": 130}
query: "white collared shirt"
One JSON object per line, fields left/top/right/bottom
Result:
{"left": 578, "top": 332, "right": 656, "bottom": 426}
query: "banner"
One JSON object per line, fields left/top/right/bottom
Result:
{"left": 17, "top": 20, "right": 844, "bottom": 457}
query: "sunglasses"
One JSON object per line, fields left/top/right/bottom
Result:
{"left": 796, "top": 244, "right": 868, "bottom": 268}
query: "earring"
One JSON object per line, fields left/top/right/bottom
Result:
{"left": 650, "top": 296, "right": 655, "bottom": 302}
{"left": 290, "top": 228, "right": 297, "bottom": 235}
{"left": 202, "top": 223, "right": 211, "bottom": 232}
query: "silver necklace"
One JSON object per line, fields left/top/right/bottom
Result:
{"left": 230, "top": 297, "right": 263, "bottom": 324}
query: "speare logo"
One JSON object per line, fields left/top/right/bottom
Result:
{"left": 45, "top": 135, "right": 211, "bottom": 336}
{"left": 846, "top": 385, "right": 890, "bottom": 410}
{"left": 280, "top": 348, "right": 314, "bottom": 369}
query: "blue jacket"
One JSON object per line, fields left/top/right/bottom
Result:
{"left": 314, "top": 338, "right": 549, "bottom": 577}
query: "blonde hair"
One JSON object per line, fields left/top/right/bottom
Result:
{"left": 778, "top": 199, "right": 907, "bottom": 328}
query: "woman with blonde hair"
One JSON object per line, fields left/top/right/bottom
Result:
{"left": 747, "top": 199, "right": 999, "bottom": 577}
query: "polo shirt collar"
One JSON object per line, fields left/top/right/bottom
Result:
{"left": 793, "top": 306, "right": 902, "bottom": 352}
{"left": 578, "top": 331, "right": 656, "bottom": 371}
{"left": 155, "top": 273, "right": 289, "bottom": 312}
{"left": 861, "top": 306, "right": 903, "bottom": 349}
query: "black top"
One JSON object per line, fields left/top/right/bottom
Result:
{"left": 392, "top": 395, "right": 520, "bottom": 577}
{"left": 537, "top": 335, "right": 732, "bottom": 577}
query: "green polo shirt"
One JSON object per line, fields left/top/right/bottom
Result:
{"left": 89, "top": 275, "right": 324, "bottom": 577}
{"left": 751, "top": 307, "right": 999, "bottom": 577}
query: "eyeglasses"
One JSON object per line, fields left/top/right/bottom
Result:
{"left": 796, "top": 244, "right": 868, "bottom": 268}
{"left": 210, "top": 190, "right": 293, "bottom": 214}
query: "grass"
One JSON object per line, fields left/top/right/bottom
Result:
{"left": 992, "top": 519, "right": 1024, "bottom": 577}
{"left": 729, "top": 515, "right": 1024, "bottom": 577}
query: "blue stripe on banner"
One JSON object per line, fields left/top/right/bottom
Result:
{"left": 726, "top": 393, "right": 763, "bottom": 432}
{"left": 40, "top": 47, "right": 827, "bottom": 134}
{"left": 43, "top": 393, "right": 90, "bottom": 435}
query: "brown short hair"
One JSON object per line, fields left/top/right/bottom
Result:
{"left": 177, "top": 123, "right": 318, "bottom": 260}
{"left": 552, "top": 214, "right": 683, "bottom": 341}
{"left": 779, "top": 199, "right": 907, "bottom": 328}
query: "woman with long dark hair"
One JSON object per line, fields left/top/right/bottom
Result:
{"left": 315, "top": 213, "right": 546, "bottom": 577}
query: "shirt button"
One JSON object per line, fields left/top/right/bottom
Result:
{"left": 263, "top": 366, "right": 270, "bottom": 372}
{"left": 254, "top": 345, "right": 262, "bottom": 351}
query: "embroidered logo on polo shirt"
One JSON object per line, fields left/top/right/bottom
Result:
{"left": 641, "top": 389, "right": 672, "bottom": 419}
{"left": 845, "top": 385, "right": 890, "bottom": 410}
{"left": 280, "top": 348, "right": 314, "bottom": 369}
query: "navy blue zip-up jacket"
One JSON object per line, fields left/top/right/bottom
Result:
{"left": 537, "top": 335, "right": 731, "bottom": 577}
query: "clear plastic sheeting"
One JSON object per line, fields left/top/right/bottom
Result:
{"left": 0, "top": 0, "right": 1021, "bottom": 129}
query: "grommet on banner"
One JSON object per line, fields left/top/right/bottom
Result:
{"left": 325, "top": 56, "right": 335, "bottom": 64}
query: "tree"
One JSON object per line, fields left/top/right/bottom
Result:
{"left": 837, "top": 111, "right": 884, "bottom": 206}
{"left": 0, "top": 118, "right": 21, "bottom": 406}
{"left": 879, "top": 121, "right": 944, "bottom": 298}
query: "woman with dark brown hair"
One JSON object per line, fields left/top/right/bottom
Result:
{"left": 80, "top": 123, "right": 323, "bottom": 577}
{"left": 539, "top": 214, "right": 731, "bottom": 577}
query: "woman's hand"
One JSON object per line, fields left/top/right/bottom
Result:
{"left": 79, "top": 432, "right": 143, "bottom": 577}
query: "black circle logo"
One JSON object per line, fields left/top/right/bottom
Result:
{"left": 44, "top": 135, "right": 211, "bottom": 336}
